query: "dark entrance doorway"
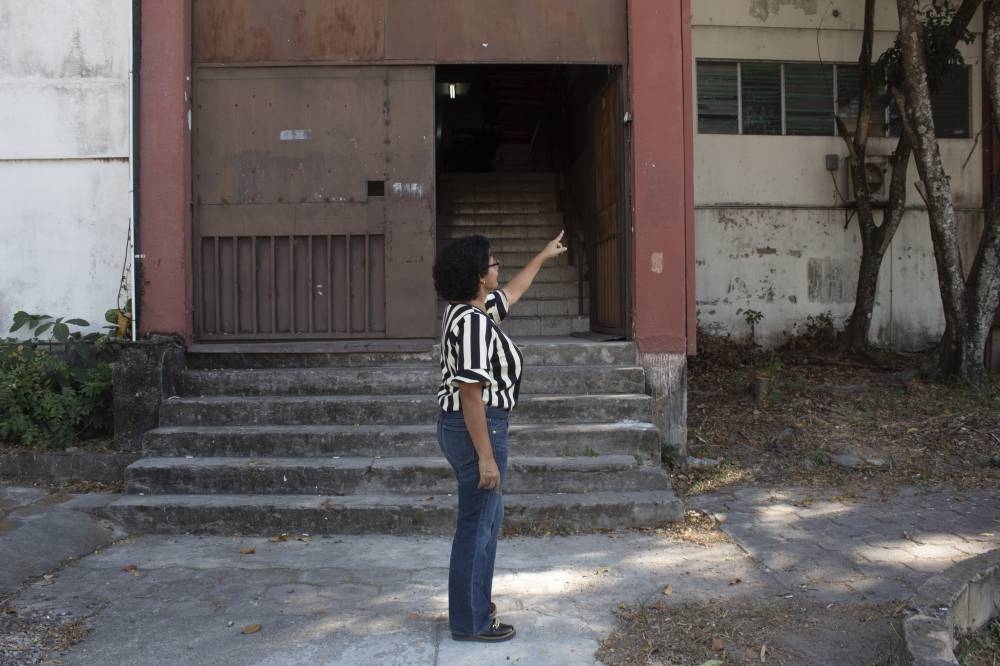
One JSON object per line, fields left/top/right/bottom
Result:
{"left": 435, "top": 65, "right": 631, "bottom": 337}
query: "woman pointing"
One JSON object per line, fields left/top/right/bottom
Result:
{"left": 432, "top": 231, "right": 567, "bottom": 642}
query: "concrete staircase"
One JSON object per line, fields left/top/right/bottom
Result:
{"left": 437, "top": 172, "right": 589, "bottom": 337}
{"left": 107, "top": 341, "right": 683, "bottom": 535}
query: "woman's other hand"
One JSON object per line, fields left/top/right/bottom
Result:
{"left": 539, "top": 230, "right": 568, "bottom": 261}
{"left": 478, "top": 457, "right": 501, "bottom": 491}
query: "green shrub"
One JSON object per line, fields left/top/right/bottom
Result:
{"left": 0, "top": 313, "right": 113, "bottom": 449}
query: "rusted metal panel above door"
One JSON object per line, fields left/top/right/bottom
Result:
{"left": 194, "top": 0, "right": 386, "bottom": 63}
{"left": 433, "top": 0, "right": 626, "bottom": 64}
{"left": 194, "top": 0, "right": 626, "bottom": 65}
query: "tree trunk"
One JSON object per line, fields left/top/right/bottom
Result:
{"left": 840, "top": 0, "right": 885, "bottom": 356}
{"left": 964, "top": 2, "right": 1000, "bottom": 380}
{"left": 842, "top": 133, "right": 912, "bottom": 355}
{"left": 896, "top": 0, "right": 970, "bottom": 376}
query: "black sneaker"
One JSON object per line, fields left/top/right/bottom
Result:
{"left": 489, "top": 602, "right": 497, "bottom": 620}
{"left": 451, "top": 620, "right": 516, "bottom": 643}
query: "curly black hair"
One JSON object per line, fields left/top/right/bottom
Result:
{"left": 433, "top": 235, "right": 490, "bottom": 302}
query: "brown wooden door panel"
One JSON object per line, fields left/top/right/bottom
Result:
{"left": 193, "top": 66, "right": 435, "bottom": 341}
{"left": 382, "top": 70, "right": 436, "bottom": 338}
{"left": 195, "top": 67, "right": 388, "bottom": 206}
{"left": 590, "top": 71, "right": 626, "bottom": 335}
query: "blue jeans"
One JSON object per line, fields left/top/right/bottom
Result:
{"left": 437, "top": 407, "right": 509, "bottom": 635}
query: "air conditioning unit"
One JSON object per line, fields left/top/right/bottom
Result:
{"left": 847, "top": 154, "right": 891, "bottom": 206}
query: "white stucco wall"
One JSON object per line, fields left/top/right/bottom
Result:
{"left": 692, "top": 1, "right": 984, "bottom": 350}
{"left": 0, "top": 1, "right": 130, "bottom": 335}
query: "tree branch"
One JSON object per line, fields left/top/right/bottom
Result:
{"left": 853, "top": 0, "right": 877, "bottom": 150}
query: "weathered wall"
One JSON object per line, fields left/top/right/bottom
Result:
{"left": 0, "top": 1, "right": 130, "bottom": 334}
{"left": 691, "top": 1, "right": 984, "bottom": 349}
{"left": 692, "top": 208, "right": 983, "bottom": 350}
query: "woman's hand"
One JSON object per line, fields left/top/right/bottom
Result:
{"left": 539, "top": 230, "right": 569, "bottom": 261}
{"left": 478, "top": 457, "right": 501, "bottom": 491}
{"left": 501, "top": 230, "right": 569, "bottom": 307}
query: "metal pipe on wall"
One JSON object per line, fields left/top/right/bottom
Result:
{"left": 128, "top": 0, "right": 140, "bottom": 341}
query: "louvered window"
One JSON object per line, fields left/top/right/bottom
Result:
{"left": 697, "top": 60, "right": 970, "bottom": 139}
{"left": 696, "top": 61, "right": 738, "bottom": 133}
{"left": 741, "top": 62, "right": 782, "bottom": 134}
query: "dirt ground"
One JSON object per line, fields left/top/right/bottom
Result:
{"left": 678, "top": 336, "right": 1000, "bottom": 496}
{"left": 597, "top": 597, "right": 899, "bottom": 666}
{"left": 599, "top": 335, "right": 1000, "bottom": 666}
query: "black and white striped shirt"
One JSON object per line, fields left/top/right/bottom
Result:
{"left": 437, "top": 289, "right": 524, "bottom": 412}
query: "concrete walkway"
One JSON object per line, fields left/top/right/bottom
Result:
{"left": 1, "top": 485, "right": 997, "bottom": 665}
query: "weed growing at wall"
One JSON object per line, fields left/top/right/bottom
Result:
{"left": 0, "top": 313, "right": 113, "bottom": 449}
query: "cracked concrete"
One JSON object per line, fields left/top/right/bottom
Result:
{"left": 0, "top": 484, "right": 997, "bottom": 664}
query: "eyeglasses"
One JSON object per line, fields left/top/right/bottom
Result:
{"left": 487, "top": 261, "right": 501, "bottom": 269}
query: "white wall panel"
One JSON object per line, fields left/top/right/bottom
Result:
{"left": 0, "top": 161, "right": 130, "bottom": 332}
{"left": 0, "top": 0, "right": 129, "bottom": 79}
{"left": 0, "top": 0, "right": 130, "bottom": 334}
{"left": 0, "top": 80, "right": 129, "bottom": 158}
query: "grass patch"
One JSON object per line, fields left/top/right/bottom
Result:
{"left": 956, "top": 616, "right": 1000, "bottom": 666}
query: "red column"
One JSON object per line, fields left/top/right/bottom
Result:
{"left": 139, "top": 1, "right": 193, "bottom": 340}
{"left": 628, "top": 0, "right": 696, "bottom": 355}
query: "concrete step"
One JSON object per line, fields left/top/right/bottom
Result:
{"left": 438, "top": 239, "right": 567, "bottom": 255}
{"left": 437, "top": 300, "right": 587, "bottom": 324}
{"left": 185, "top": 347, "right": 435, "bottom": 370}
{"left": 438, "top": 225, "right": 560, "bottom": 240}
{"left": 438, "top": 213, "right": 564, "bottom": 228}
{"left": 445, "top": 264, "right": 578, "bottom": 283}
{"left": 439, "top": 172, "right": 557, "bottom": 185}
{"left": 507, "top": 282, "right": 583, "bottom": 300}
{"left": 124, "top": 455, "right": 668, "bottom": 496}
{"left": 187, "top": 340, "right": 636, "bottom": 369}
{"left": 527, "top": 282, "right": 583, "bottom": 300}
{"left": 106, "top": 489, "right": 684, "bottom": 535}
{"left": 492, "top": 251, "right": 573, "bottom": 268}
{"left": 440, "top": 191, "right": 558, "bottom": 206}
{"left": 504, "top": 297, "right": 587, "bottom": 317}
{"left": 500, "top": 316, "right": 590, "bottom": 337}
{"left": 157, "top": 393, "right": 653, "bottom": 427}
{"left": 141, "top": 422, "right": 661, "bottom": 460}
{"left": 436, "top": 290, "right": 585, "bottom": 316}
{"left": 178, "top": 364, "right": 641, "bottom": 397}
{"left": 443, "top": 202, "right": 558, "bottom": 215}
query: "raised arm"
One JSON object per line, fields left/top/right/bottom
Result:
{"left": 501, "top": 231, "right": 568, "bottom": 307}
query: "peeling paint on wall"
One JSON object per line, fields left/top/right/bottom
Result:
{"left": 695, "top": 207, "right": 951, "bottom": 351}
{"left": 651, "top": 252, "right": 664, "bottom": 274}
{"left": 391, "top": 182, "right": 425, "bottom": 198}
{"left": 807, "top": 257, "right": 855, "bottom": 304}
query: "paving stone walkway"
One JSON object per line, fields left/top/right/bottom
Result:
{"left": 687, "top": 486, "right": 1000, "bottom": 604}
{"left": 1, "top": 485, "right": 997, "bottom": 664}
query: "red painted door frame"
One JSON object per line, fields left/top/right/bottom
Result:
{"left": 138, "top": 0, "right": 194, "bottom": 340}
{"left": 627, "top": 0, "right": 697, "bottom": 355}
